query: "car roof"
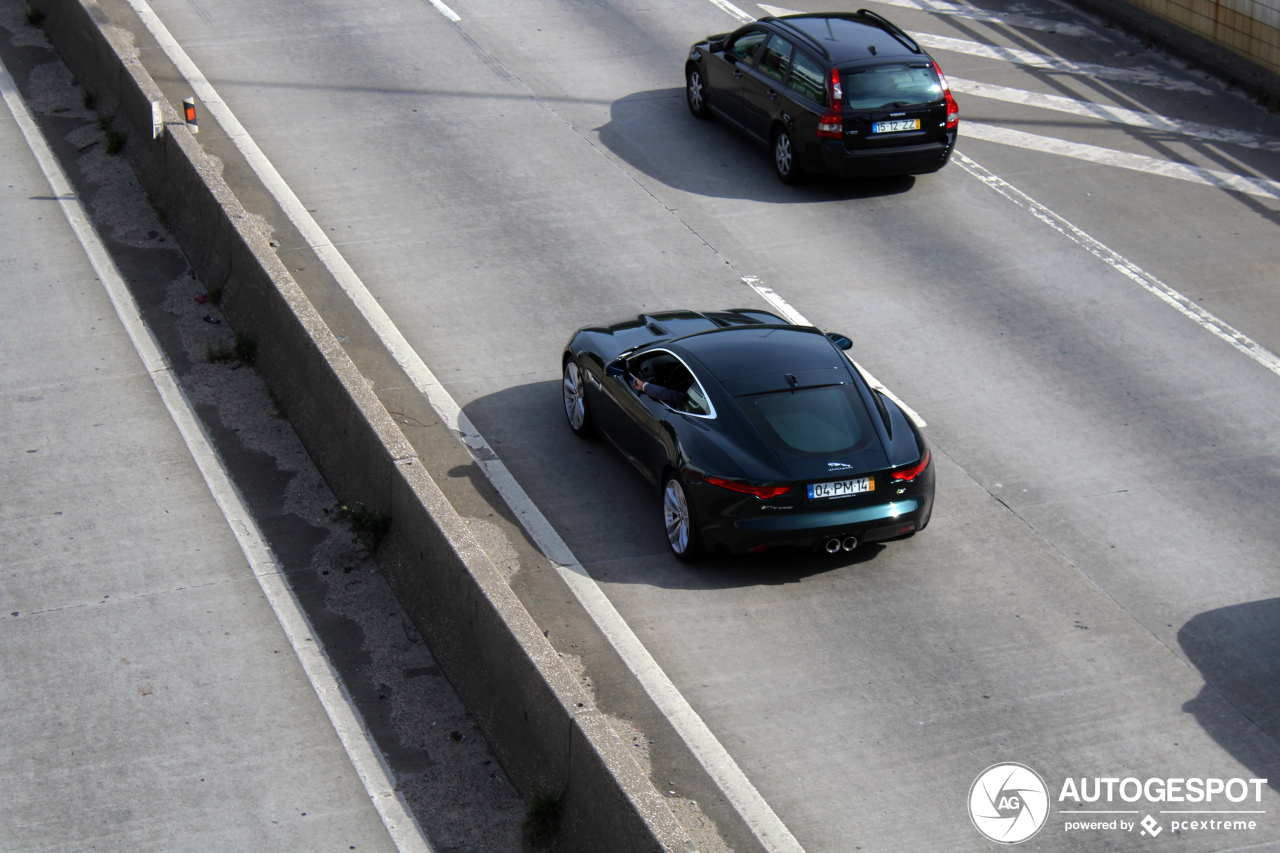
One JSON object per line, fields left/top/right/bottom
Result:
{"left": 672, "top": 326, "right": 846, "bottom": 382}
{"left": 765, "top": 13, "right": 924, "bottom": 66}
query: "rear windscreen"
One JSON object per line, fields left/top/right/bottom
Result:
{"left": 843, "top": 64, "right": 941, "bottom": 110}
{"left": 742, "top": 385, "right": 877, "bottom": 456}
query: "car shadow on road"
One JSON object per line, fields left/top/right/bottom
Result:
{"left": 463, "top": 378, "right": 897, "bottom": 590}
{"left": 1179, "top": 597, "right": 1280, "bottom": 792}
{"left": 593, "top": 88, "right": 919, "bottom": 203}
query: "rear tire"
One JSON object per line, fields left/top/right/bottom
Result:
{"left": 772, "top": 126, "right": 801, "bottom": 185}
{"left": 686, "top": 67, "right": 710, "bottom": 119}
{"left": 562, "top": 359, "right": 593, "bottom": 438}
{"left": 662, "top": 473, "right": 705, "bottom": 562}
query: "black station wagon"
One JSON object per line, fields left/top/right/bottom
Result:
{"left": 685, "top": 10, "right": 959, "bottom": 183}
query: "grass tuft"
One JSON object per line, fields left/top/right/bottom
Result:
{"left": 523, "top": 791, "right": 564, "bottom": 846}
{"left": 104, "top": 129, "right": 126, "bottom": 154}
{"left": 205, "top": 337, "right": 234, "bottom": 363}
{"left": 233, "top": 330, "right": 256, "bottom": 364}
{"left": 338, "top": 502, "right": 391, "bottom": 551}
{"left": 25, "top": 7, "right": 44, "bottom": 25}
{"left": 82, "top": 91, "right": 95, "bottom": 110}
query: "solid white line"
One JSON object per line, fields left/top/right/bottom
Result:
{"left": 950, "top": 79, "right": 1280, "bottom": 153}
{"left": 424, "top": 0, "right": 461, "bottom": 23}
{"left": 758, "top": 1, "right": 1093, "bottom": 37}
{"left": 962, "top": 122, "right": 1280, "bottom": 200}
{"left": 123, "top": 2, "right": 804, "bottom": 851}
{"left": 954, "top": 152, "right": 1280, "bottom": 380}
{"left": 0, "top": 54, "right": 432, "bottom": 853}
{"left": 915, "top": 33, "right": 1212, "bottom": 94}
{"left": 744, "top": 278, "right": 928, "bottom": 429}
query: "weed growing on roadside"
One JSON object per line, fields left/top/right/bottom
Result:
{"left": 337, "top": 502, "right": 391, "bottom": 551}
{"left": 206, "top": 282, "right": 223, "bottom": 305}
{"left": 24, "top": 7, "right": 44, "bottom": 25}
{"left": 82, "top": 90, "right": 95, "bottom": 110}
{"left": 523, "top": 791, "right": 563, "bottom": 846}
{"left": 96, "top": 116, "right": 111, "bottom": 131}
{"left": 104, "top": 129, "right": 126, "bottom": 155}
{"left": 205, "top": 337, "right": 233, "bottom": 363}
{"left": 233, "top": 330, "right": 256, "bottom": 364}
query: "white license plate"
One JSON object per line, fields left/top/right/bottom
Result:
{"left": 872, "top": 119, "right": 920, "bottom": 133}
{"left": 807, "top": 477, "right": 874, "bottom": 500}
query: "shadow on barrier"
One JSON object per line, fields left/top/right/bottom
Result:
{"left": 594, "top": 88, "right": 919, "bottom": 203}
{"left": 463, "top": 378, "right": 896, "bottom": 591}
{"left": 1179, "top": 597, "right": 1280, "bottom": 791}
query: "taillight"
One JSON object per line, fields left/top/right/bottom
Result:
{"left": 932, "top": 60, "right": 958, "bottom": 129}
{"left": 702, "top": 475, "right": 792, "bottom": 500}
{"left": 890, "top": 449, "right": 931, "bottom": 482}
{"left": 819, "top": 67, "right": 843, "bottom": 139}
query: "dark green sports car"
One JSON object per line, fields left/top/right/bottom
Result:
{"left": 561, "top": 310, "right": 934, "bottom": 560}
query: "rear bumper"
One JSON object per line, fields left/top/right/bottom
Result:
{"left": 813, "top": 133, "right": 956, "bottom": 177}
{"left": 699, "top": 493, "right": 933, "bottom": 553}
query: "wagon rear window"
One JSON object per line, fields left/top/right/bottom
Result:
{"left": 842, "top": 63, "right": 942, "bottom": 110}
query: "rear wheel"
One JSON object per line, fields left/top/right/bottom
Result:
{"left": 662, "top": 473, "right": 705, "bottom": 562}
{"left": 562, "top": 360, "right": 592, "bottom": 437}
{"left": 772, "top": 126, "right": 801, "bottom": 185}
{"left": 686, "top": 67, "right": 710, "bottom": 119}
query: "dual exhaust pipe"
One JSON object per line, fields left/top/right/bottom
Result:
{"left": 824, "top": 536, "right": 858, "bottom": 554}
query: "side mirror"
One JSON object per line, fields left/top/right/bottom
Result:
{"left": 825, "top": 332, "right": 853, "bottom": 351}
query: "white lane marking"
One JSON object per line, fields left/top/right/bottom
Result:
{"left": 744, "top": 278, "right": 928, "bottom": 429}
{"left": 712, "top": 0, "right": 756, "bottom": 23}
{"left": 954, "top": 152, "right": 1280, "bottom": 379}
{"left": 0, "top": 55, "right": 433, "bottom": 853}
{"left": 951, "top": 79, "right": 1280, "bottom": 153}
{"left": 124, "top": 2, "right": 803, "bottom": 851}
{"left": 915, "top": 33, "right": 1213, "bottom": 94}
{"left": 758, "top": 1, "right": 1093, "bottom": 37}
{"left": 424, "top": 0, "right": 460, "bottom": 23}
{"left": 962, "top": 122, "right": 1280, "bottom": 200}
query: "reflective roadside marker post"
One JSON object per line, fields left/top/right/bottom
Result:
{"left": 151, "top": 100, "right": 164, "bottom": 139}
{"left": 183, "top": 98, "right": 198, "bottom": 134}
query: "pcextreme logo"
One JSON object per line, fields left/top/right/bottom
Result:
{"left": 968, "top": 764, "right": 1270, "bottom": 844}
{"left": 969, "top": 763, "right": 1051, "bottom": 844}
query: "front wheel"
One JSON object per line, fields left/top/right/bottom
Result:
{"left": 772, "top": 126, "right": 801, "bottom": 185}
{"left": 562, "top": 359, "right": 592, "bottom": 437}
{"left": 686, "top": 67, "right": 710, "bottom": 119}
{"left": 662, "top": 473, "right": 705, "bottom": 562}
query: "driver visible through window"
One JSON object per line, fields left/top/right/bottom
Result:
{"left": 727, "top": 30, "right": 768, "bottom": 64}
{"left": 629, "top": 352, "right": 712, "bottom": 417}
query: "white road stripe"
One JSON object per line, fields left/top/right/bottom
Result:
{"left": 745, "top": 278, "right": 929, "bottom": 429}
{"left": 424, "top": 0, "right": 460, "bottom": 23}
{"left": 955, "top": 152, "right": 1280, "bottom": 380}
{"left": 951, "top": 79, "right": 1280, "bottom": 153}
{"left": 0, "top": 55, "right": 433, "bottom": 853}
{"left": 123, "top": 2, "right": 804, "bottom": 851}
{"left": 962, "top": 122, "right": 1280, "bottom": 200}
{"left": 713, "top": 0, "right": 756, "bottom": 24}
{"left": 915, "top": 33, "right": 1213, "bottom": 94}
{"left": 759, "top": 1, "right": 1093, "bottom": 37}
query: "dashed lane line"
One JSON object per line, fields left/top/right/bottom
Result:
{"left": 124, "top": 1, "right": 805, "bottom": 850}
{"left": 0, "top": 51, "right": 434, "bottom": 853}
{"left": 423, "top": 0, "right": 460, "bottom": 23}
{"left": 962, "top": 121, "right": 1280, "bottom": 200}
{"left": 953, "top": 152, "right": 1280, "bottom": 381}
{"left": 951, "top": 79, "right": 1280, "bottom": 153}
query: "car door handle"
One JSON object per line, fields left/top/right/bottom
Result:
{"left": 733, "top": 69, "right": 743, "bottom": 79}
{"left": 767, "top": 91, "right": 778, "bottom": 100}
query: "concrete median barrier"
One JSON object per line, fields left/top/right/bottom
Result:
{"left": 32, "top": 1, "right": 695, "bottom": 849}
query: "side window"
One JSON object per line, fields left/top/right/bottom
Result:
{"left": 727, "top": 29, "right": 768, "bottom": 64}
{"left": 628, "top": 352, "right": 713, "bottom": 417}
{"left": 757, "top": 35, "right": 794, "bottom": 83}
{"left": 788, "top": 51, "right": 827, "bottom": 105}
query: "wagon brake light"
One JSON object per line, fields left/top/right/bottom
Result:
{"left": 818, "top": 67, "right": 843, "bottom": 139}
{"left": 702, "top": 475, "right": 792, "bottom": 499}
{"left": 890, "top": 449, "right": 931, "bottom": 482}
{"left": 932, "top": 60, "right": 958, "bottom": 129}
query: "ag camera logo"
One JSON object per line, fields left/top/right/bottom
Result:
{"left": 969, "top": 763, "right": 1050, "bottom": 844}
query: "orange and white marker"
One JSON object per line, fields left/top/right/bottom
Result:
{"left": 183, "top": 97, "right": 198, "bottom": 133}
